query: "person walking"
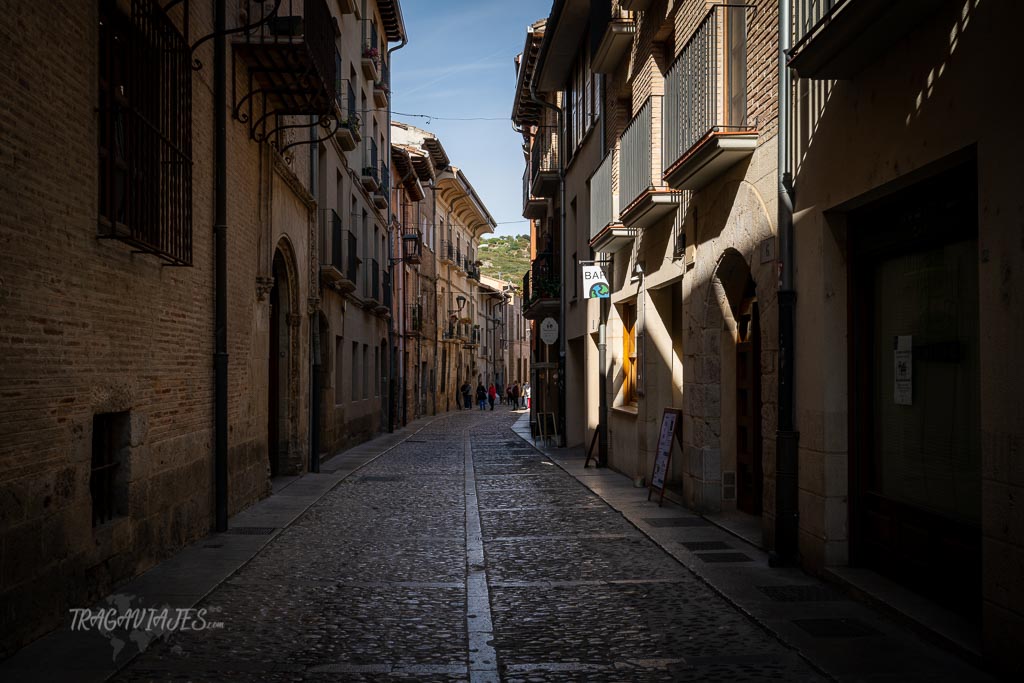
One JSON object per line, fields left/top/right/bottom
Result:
{"left": 487, "top": 383, "right": 497, "bottom": 411}
{"left": 511, "top": 381, "right": 520, "bottom": 410}
{"left": 460, "top": 380, "right": 472, "bottom": 411}
{"left": 506, "top": 383, "right": 514, "bottom": 408}
{"left": 523, "top": 381, "right": 531, "bottom": 409}
{"left": 476, "top": 382, "right": 487, "bottom": 411}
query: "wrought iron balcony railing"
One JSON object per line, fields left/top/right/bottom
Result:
{"left": 530, "top": 126, "right": 560, "bottom": 197}
{"left": 620, "top": 97, "right": 655, "bottom": 211}
{"left": 590, "top": 151, "right": 616, "bottom": 241}
{"left": 662, "top": 5, "right": 755, "bottom": 186}
{"left": 407, "top": 303, "right": 423, "bottom": 334}
{"left": 369, "top": 257, "right": 380, "bottom": 301}
{"left": 234, "top": 0, "right": 337, "bottom": 115}
{"left": 346, "top": 229, "right": 358, "bottom": 283}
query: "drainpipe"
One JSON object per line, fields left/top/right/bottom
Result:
{"left": 213, "top": 0, "right": 228, "bottom": 532}
{"left": 309, "top": 120, "right": 320, "bottom": 474}
{"left": 773, "top": 0, "right": 800, "bottom": 567}
{"left": 529, "top": 81, "right": 566, "bottom": 447}
{"left": 385, "top": 34, "right": 408, "bottom": 432}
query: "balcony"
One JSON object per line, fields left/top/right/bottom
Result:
{"left": 463, "top": 326, "right": 481, "bottom": 349}
{"left": 440, "top": 240, "right": 456, "bottom": 265}
{"left": 373, "top": 164, "right": 389, "bottom": 209}
{"left": 378, "top": 270, "right": 391, "bottom": 316}
{"left": 788, "top": 0, "right": 943, "bottom": 79}
{"left": 373, "top": 61, "right": 390, "bottom": 108}
{"left": 361, "top": 20, "right": 381, "bottom": 81}
{"left": 334, "top": 79, "right": 361, "bottom": 151}
{"left": 405, "top": 303, "right": 424, "bottom": 337}
{"left": 662, "top": 6, "right": 757, "bottom": 191}
{"left": 362, "top": 257, "right": 383, "bottom": 309}
{"left": 232, "top": 0, "right": 337, "bottom": 127}
{"left": 522, "top": 164, "right": 546, "bottom": 220}
{"left": 361, "top": 139, "right": 379, "bottom": 192}
{"left": 522, "top": 253, "right": 559, "bottom": 321}
{"left": 589, "top": 151, "right": 634, "bottom": 253}
{"left": 466, "top": 263, "right": 481, "bottom": 282}
{"left": 619, "top": 97, "right": 680, "bottom": 230}
{"left": 593, "top": 6, "right": 636, "bottom": 74}
{"left": 320, "top": 210, "right": 356, "bottom": 293}
{"left": 530, "top": 126, "right": 560, "bottom": 198}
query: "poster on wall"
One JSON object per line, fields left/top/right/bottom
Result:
{"left": 894, "top": 335, "right": 912, "bottom": 406}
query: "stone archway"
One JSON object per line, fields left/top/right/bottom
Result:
{"left": 268, "top": 238, "right": 302, "bottom": 477}
{"left": 684, "top": 181, "right": 777, "bottom": 521}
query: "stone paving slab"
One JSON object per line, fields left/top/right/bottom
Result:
{"left": 511, "top": 414, "right": 994, "bottom": 683}
{"left": 0, "top": 415, "right": 443, "bottom": 682}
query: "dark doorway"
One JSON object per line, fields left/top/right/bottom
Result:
{"left": 268, "top": 251, "right": 289, "bottom": 478}
{"left": 849, "top": 158, "right": 981, "bottom": 618}
{"left": 736, "top": 289, "right": 762, "bottom": 515}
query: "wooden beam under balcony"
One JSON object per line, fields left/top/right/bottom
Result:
{"left": 663, "top": 131, "right": 758, "bottom": 190}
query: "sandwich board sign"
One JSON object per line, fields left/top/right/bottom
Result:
{"left": 649, "top": 408, "right": 683, "bottom": 506}
{"left": 582, "top": 265, "right": 610, "bottom": 299}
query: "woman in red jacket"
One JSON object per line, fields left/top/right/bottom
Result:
{"left": 487, "top": 383, "right": 497, "bottom": 411}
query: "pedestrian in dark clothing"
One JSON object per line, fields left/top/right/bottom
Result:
{"left": 460, "top": 381, "right": 472, "bottom": 410}
{"left": 476, "top": 383, "right": 487, "bottom": 411}
{"left": 488, "top": 383, "right": 497, "bottom": 411}
{"left": 511, "top": 382, "right": 521, "bottom": 410}
{"left": 506, "top": 383, "right": 514, "bottom": 407}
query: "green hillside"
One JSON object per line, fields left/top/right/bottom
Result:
{"left": 478, "top": 234, "right": 530, "bottom": 284}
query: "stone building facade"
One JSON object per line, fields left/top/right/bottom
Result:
{"left": 0, "top": 0, "right": 406, "bottom": 656}
{"left": 390, "top": 122, "right": 496, "bottom": 420}
{"left": 512, "top": 0, "right": 1022, "bottom": 672}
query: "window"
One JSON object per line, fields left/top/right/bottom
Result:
{"left": 335, "top": 337, "right": 344, "bottom": 404}
{"left": 363, "top": 344, "right": 369, "bottom": 399}
{"left": 568, "top": 42, "right": 599, "bottom": 153}
{"left": 351, "top": 342, "right": 359, "bottom": 401}
{"left": 622, "top": 302, "right": 637, "bottom": 405}
{"left": 98, "top": 0, "right": 192, "bottom": 265}
{"left": 91, "top": 411, "right": 129, "bottom": 526}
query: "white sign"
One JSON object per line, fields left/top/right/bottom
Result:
{"left": 540, "top": 317, "right": 558, "bottom": 345}
{"left": 582, "top": 265, "right": 610, "bottom": 299}
{"left": 651, "top": 410, "right": 677, "bottom": 490}
{"left": 894, "top": 335, "right": 912, "bottom": 406}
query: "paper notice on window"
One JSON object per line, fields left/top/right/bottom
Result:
{"left": 894, "top": 335, "right": 912, "bottom": 406}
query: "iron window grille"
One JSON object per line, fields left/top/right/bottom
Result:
{"left": 98, "top": 0, "right": 192, "bottom": 266}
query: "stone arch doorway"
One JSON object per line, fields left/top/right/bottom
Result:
{"left": 704, "top": 247, "right": 765, "bottom": 516}
{"left": 268, "top": 248, "right": 295, "bottom": 477}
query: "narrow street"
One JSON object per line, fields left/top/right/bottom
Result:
{"left": 115, "top": 410, "right": 822, "bottom": 681}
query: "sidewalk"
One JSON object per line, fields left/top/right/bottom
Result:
{"left": 0, "top": 415, "right": 441, "bottom": 683}
{"left": 511, "top": 413, "right": 994, "bottom": 683}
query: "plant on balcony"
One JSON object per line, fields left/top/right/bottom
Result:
{"left": 374, "top": 81, "right": 390, "bottom": 94}
{"left": 362, "top": 46, "right": 380, "bottom": 64}
{"left": 340, "top": 115, "right": 360, "bottom": 135}
{"left": 526, "top": 275, "right": 560, "bottom": 306}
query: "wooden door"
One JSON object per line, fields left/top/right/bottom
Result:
{"left": 736, "top": 301, "right": 762, "bottom": 515}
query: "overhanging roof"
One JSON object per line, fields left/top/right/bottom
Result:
{"left": 535, "top": 0, "right": 590, "bottom": 92}
{"left": 378, "top": 0, "right": 407, "bottom": 43}
{"left": 511, "top": 19, "right": 546, "bottom": 127}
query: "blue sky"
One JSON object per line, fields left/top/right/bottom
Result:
{"left": 391, "top": 0, "right": 552, "bottom": 239}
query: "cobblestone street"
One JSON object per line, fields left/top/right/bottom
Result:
{"left": 114, "top": 410, "right": 824, "bottom": 682}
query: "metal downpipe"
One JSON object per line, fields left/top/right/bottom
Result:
{"left": 385, "top": 36, "right": 408, "bottom": 433}
{"left": 773, "top": 0, "right": 800, "bottom": 566}
{"left": 213, "top": 0, "right": 228, "bottom": 532}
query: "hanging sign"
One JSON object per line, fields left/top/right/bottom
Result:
{"left": 582, "top": 265, "right": 610, "bottom": 299}
{"left": 540, "top": 317, "right": 558, "bottom": 345}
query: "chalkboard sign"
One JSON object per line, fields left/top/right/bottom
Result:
{"left": 649, "top": 408, "right": 683, "bottom": 506}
